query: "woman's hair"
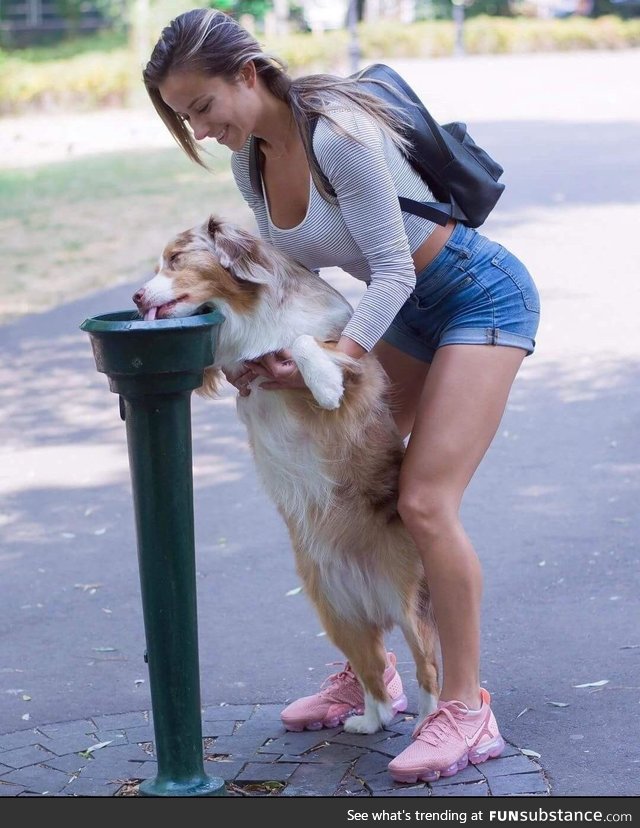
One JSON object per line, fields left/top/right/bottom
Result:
{"left": 143, "top": 8, "right": 412, "bottom": 202}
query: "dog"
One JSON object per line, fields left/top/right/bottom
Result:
{"left": 132, "top": 215, "right": 440, "bottom": 734}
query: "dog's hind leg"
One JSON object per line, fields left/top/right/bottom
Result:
{"left": 400, "top": 609, "right": 440, "bottom": 727}
{"left": 319, "top": 612, "right": 406, "bottom": 734}
{"left": 290, "top": 335, "right": 345, "bottom": 410}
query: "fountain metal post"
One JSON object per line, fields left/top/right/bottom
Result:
{"left": 80, "top": 309, "right": 225, "bottom": 797}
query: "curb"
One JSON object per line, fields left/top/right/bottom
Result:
{"left": 0, "top": 704, "right": 550, "bottom": 797}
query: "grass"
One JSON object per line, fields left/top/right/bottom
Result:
{"left": 0, "top": 146, "right": 251, "bottom": 324}
{"left": 0, "top": 29, "right": 128, "bottom": 63}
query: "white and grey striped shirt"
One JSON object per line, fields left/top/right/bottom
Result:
{"left": 231, "top": 106, "right": 438, "bottom": 352}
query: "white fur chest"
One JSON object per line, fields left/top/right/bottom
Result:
{"left": 237, "top": 387, "right": 334, "bottom": 522}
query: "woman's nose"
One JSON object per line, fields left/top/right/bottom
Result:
{"left": 191, "top": 118, "right": 209, "bottom": 141}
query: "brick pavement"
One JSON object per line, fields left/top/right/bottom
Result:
{"left": 0, "top": 704, "right": 549, "bottom": 798}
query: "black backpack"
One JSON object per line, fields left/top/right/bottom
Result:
{"left": 249, "top": 63, "right": 504, "bottom": 229}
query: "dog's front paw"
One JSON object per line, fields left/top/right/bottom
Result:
{"left": 343, "top": 713, "right": 383, "bottom": 735}
{"left": 291, "top": 335, "right": 344, "bottom": 410}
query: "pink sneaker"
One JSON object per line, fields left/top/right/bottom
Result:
{"left": 388, "top": 688, "right": 505, "bottom": 783}
{"left": 281, "top": 652, "right": 407, "bottom": 732}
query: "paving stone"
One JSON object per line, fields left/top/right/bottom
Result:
{"left": 282, "top": 761, "right": 350, "bottom": 796}
{"left": 41, "top": 753, "right": 89, "bottom": 774}
{"left": 488, "top": 772, "right": 549, "bottom": 796}
{"left": 92, "top": 711, "right": 149, "bottom": 730}
{"left": 385, "top": 716, "right": 419, "bottom": 735}
{"left": 124, "top": 728, "right": 156, "bottom": 747}
{"left": 257, "top": 730, "right": 339, "bottom": 755}
{"left": 0, "top": 744, "right": 57, "bottom": 769}
{"left": 63, "top": 776, "right": 122, "bottom": 797}
{"left": 132, "top": 760, "right": 159, "bottom": 776}
{"left": 479, "top": 752, "right": 541, "bottom": 777}
{"left": 276, "top": 753, "right": 334, "bottom": 764}
{"left": 201, "top": 720, "right": 235, "bottom": 738}
{"left": 77, "top": 756, "right": 147, "bottom": 780}
{"left": 333, "top": 730, "right": 398, "bottom": 748}
{"left": 0, "top": 730, "right": 43, "bottom": 751}
{"left": 41, "top": 734, "right": 117, "bottom": 757}
{"left": 368, "top": 734, "right": 411, "bottom": 758}
{"left": 230, "top": 722, "right": 278, "bottom": 742}
{"left": 499, "top": 741, "right": 522, "bottom": 758}
{"left": 244, "top": 704, "right": 285, "bottom": 724}
{"left": 0, "top": 782, "right": 26, "bottom": 796}
{"left": 235, "top": 762, "right": 299, "bottom": 783}
{"left": 299, "top": 742, "right": 365, "bottom": 764}
{"left": 430, "top": 764, "right": 484, "bottom": 785}
{"left": 354, "top": 750, "right": 394, "bottom": 778}
{"left": 367, "top": 771, "right": 404, "bottom": 793}
{"left": 38, "top": 721, "right": 97, "bottom": 739}
{"left": 203, "top": 759, "right": 245, "bottom": 781}
{"left": 431, "top": 780, "right": 489, "bottom": 797}
{"left": 335, "top": 771, "right": 370, "bottom": 796}
{"left": 1, "top": 764, "right": 70, "bottom": 795}
{"left": 81, "top": 745, "right": 151, "bottom": 774}
{"left": 210, "top": 733, "right": 275, "bottom": 757}
{"left": 373, "top": 733, "right": 413, "bottom": 758}
{"left": 90, "top": 730, "right": 129, "bottom": 746}
{"left": 201, "top": 704, "right": 254, "bottom": 722}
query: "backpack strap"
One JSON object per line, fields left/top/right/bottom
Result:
{"left": 249, "top": 134, "right": 263, "bottom": 198}
{"left": 397, "top": 197, "right": 453, "bottom": 226}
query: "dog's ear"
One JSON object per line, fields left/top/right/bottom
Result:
{"left": 207, "top": 215, "right": 222, "bottom": 239}
{"left": 205, "top": 218, "right": 272, "bottom": 284}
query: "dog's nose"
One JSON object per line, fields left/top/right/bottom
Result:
{"left": 132, "top": 289, "right": 144, "bottom": 307}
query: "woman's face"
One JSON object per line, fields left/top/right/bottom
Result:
{"left": 159, "top": 68, "right": 258, "bottom": 151}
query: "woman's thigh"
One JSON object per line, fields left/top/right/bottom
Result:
{"left": 399, "top": 343, "right": 526, "bottom": 509}
{"left": 371, "top": 339, "right": 431, "bottom": 439}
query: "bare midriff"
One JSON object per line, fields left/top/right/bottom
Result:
{"left": 411, "top": 218, "right": 457, "bottom": 274}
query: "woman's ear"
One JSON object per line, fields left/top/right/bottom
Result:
{"left": 239, "top": 60, "right": 257, "bottom": 88}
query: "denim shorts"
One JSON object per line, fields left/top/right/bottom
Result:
{"left": 381, "top": 223, "right": 540, "bottom": 363}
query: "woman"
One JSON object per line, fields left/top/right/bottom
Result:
{"left": 143, "top": 8, "right": 540, "bottom": 783}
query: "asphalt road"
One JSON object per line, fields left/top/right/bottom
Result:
{"left": 1, "top": 49, "right": 639, "bottom": 797}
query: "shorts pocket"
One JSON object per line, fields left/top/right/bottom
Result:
{"left": 491, "top": 246, "right": 540, "bottom": 313}
{"left": 412, "top": 273, "right": 475, "bottom": 312}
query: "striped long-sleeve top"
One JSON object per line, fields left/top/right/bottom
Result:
{"left": 231, "top": 105, "right": 438, "bottom": 352}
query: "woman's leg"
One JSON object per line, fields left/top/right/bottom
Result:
{"left": 371, "top": 339, "right": 431, "bottom": 437}
{"left": 397, "top": 343, "right": 526, "bottom": 708}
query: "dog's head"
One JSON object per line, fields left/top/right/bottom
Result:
{"left": 133, "top": 216, "right": 274, "bottom": 321}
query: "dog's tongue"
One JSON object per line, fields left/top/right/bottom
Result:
{"left": 144, "top": 306, "right": 157, "bottom": 321}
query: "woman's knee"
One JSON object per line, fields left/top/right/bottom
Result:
{"left": 397, "top": 487, "right": 457, "bottom": 538}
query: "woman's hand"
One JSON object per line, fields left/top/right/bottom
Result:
{"left": 223, "top": 363, "right": 257, "bottom": 397}
{"left": 244, "top": 350, "right": 307, "bottom": 391}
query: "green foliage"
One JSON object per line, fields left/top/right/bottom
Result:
{"left": 0, "top": 29, "right": 127, "bottom": 62}
{"left": 2, "top": 16, "right": 640, "bottom": 113}
{"left": 208, "top": 0, "right": 274, "bottom": 21}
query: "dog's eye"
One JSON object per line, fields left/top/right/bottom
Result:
{"left": 169, "top": 253, "right": 181, "bottom": 266}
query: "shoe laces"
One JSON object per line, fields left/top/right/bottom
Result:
{"left": 318, "top": 661, "right": 362, "bottom": 705}
{"left": 413, "top": 701, "right": 466, "bottom": 745}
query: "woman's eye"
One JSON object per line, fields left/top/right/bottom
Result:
{"left": 197, "top": 102, "right": 211, "bottom": 115}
